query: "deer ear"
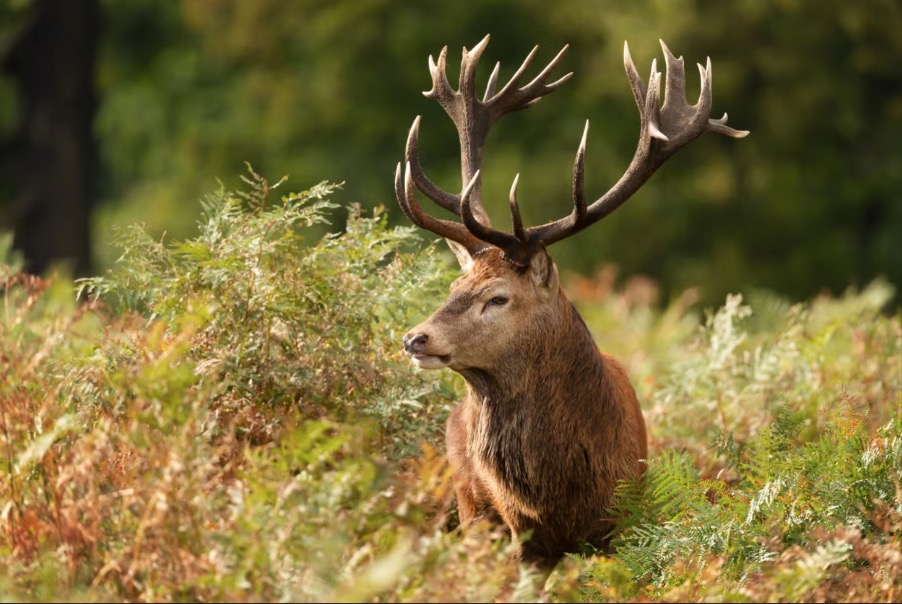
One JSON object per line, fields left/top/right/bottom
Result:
{"left": 445, "top": 239, "right": 475, "bottom": 272}
{"left": 528, "top": 246, "right": 559, "bottom": 299}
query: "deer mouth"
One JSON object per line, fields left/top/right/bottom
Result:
{"left": 411, "top": 353, "right": 452, "bottom": 369}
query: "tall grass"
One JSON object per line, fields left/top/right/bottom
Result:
{"left": 1, "top": 169, "right": 899, "bottom": 602}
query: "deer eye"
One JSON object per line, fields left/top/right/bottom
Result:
{"left": 489, "top": 296, "right": 508, "bottom": 306}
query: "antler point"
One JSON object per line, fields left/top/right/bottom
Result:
{"left": 406, "top": 117, "right": 421, "bottom": 153}
{"left": 468, "top": 169, "right": 481, "bottom": 187}
{"left": 509, "top": 175, "right": 520, "bottom": 200}
{"left": 659, "top": 39, "right": 682, "bottom": 63}
{"left": 648, "top": 123, "right": 669, "bottom": 141}
{"left": 403, "top": 161, "right": 414, "bottom": 193}
{"left": 468, "top": 35, "right": 491, "bottom": 59}
{"left": 509, "top": 174, "right": 527, "bottom": 243}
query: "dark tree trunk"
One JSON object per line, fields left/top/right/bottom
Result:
{"left": 2, "top": 0, "right": 99, "bottom": 277}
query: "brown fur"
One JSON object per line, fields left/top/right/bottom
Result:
{"left": 405, "top": 248, "right": 647, "bottom": 569}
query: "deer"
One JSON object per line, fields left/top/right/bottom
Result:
{"left": 395, "top": 35, "right": 747, "bottom": 573}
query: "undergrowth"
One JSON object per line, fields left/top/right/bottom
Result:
{"left": 1, "top": 169, "right": 899, "bottom": 602}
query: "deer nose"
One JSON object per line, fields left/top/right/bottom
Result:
{"left": 403, "top": 332, "right": 428, "bottom": 354}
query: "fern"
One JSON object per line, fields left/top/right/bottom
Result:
{"left": 600, "top": 287, "right": 901, "bottom": 600}
{"left": 2, "top": 167, "right": 899, "bottom": 602}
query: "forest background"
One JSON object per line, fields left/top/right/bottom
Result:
{"left": 1, "top": 2, "right": 900, "bottom": 601}
{"left": 1, "top": 0, "right": 900, "bottom": 308}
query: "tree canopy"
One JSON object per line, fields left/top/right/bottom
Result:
{"left": 2, "top": 0, "right": 900, "bottom": 305}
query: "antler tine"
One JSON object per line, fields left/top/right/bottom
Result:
{"left": 698, "top": 57, "right": 748, "bottom": 138}
{"left": 404, "top": 116, "right": 461, "bottom": 214}
{"left": 425, "top": 46, "right": 455, "bottom": 107}
{"left": 489, "top": 45, "right": 539, "bottom": 104}
{"left": 509, "top": 174, "right": 528, "bottom": 243}
{"left": 484, "top": 62, "right": 501, "bottom": 102}
{"left": 460, "top": 170, "right": 520, "bottom": 249}
{"left": 697, "top": 57, "right": 713, "bottom": 119}
{"left": 645, "top": 59, "right": 669, "bottom": 142}
{"left": 396, "top": 162, "right": 485, "bottom": 250}
{"left": 460, "top": 35, "right": 491, "bottom": 98}
{"left": 571, "top": 121, "right": 589, "bottom": 223}
{"left": 394, "top": 162, "right": 421, "bottom": 226}
{"left": 487, "top": 45, "right": 573, "bottom": 120}
{"left": 522, "top": 45, "right": 573, "bottom": 94}
{"left": 623, "top": 41, "right": 647, "bottom": 112}
{"left": 709, "top": 112, "right": 749, "bottom": 138}
{"left": 395, "top": 161, "right": 427, "bottom": 228}
{"left": 659, "top": 40, "right": 686, "bottom": 115}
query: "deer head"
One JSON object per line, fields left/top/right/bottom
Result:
{"left": 397, "top": 35, "right": 747, "bottom": 372}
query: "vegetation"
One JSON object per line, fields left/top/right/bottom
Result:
{"left": 95, "top": 0, "right": 902, "bottom": 305}
{"left": 3, "top": 0, "right": 899, "bottom": 304}
{"left": 1, "top": 171, "right": 899, "bottom": 602}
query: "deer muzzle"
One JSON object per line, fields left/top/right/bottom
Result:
{"left": 403, "top": 332, "right": 429, "bottom": 354}
{"left": 403, "top": 331, "right": 451, "bottom": 369}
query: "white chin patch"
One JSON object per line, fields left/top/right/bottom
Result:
{"left": 411, "top": 354, "right": 451, "bottom": 370}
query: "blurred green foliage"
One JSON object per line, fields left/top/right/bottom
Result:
{"left": 80, "top": 0, "right": 900, "bottom": 306}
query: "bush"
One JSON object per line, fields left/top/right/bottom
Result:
{"left": 568, "top": 282, "right": 901, "bottom": 602}
{"left": 1, "top": 169, "right": 899, "bottom": 602}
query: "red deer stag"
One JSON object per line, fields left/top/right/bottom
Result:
{"left": 395, "top": 36, "right": 747, "bottom": 570}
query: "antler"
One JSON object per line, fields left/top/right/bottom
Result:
{"left": 396, "top": 35, "right": 572, "bottom": 252}
{"left": 529, "top": 40, "right": 748, "bottom": 248}
{"left": 395, "top": 38, "right": 748, "bottom": 263}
